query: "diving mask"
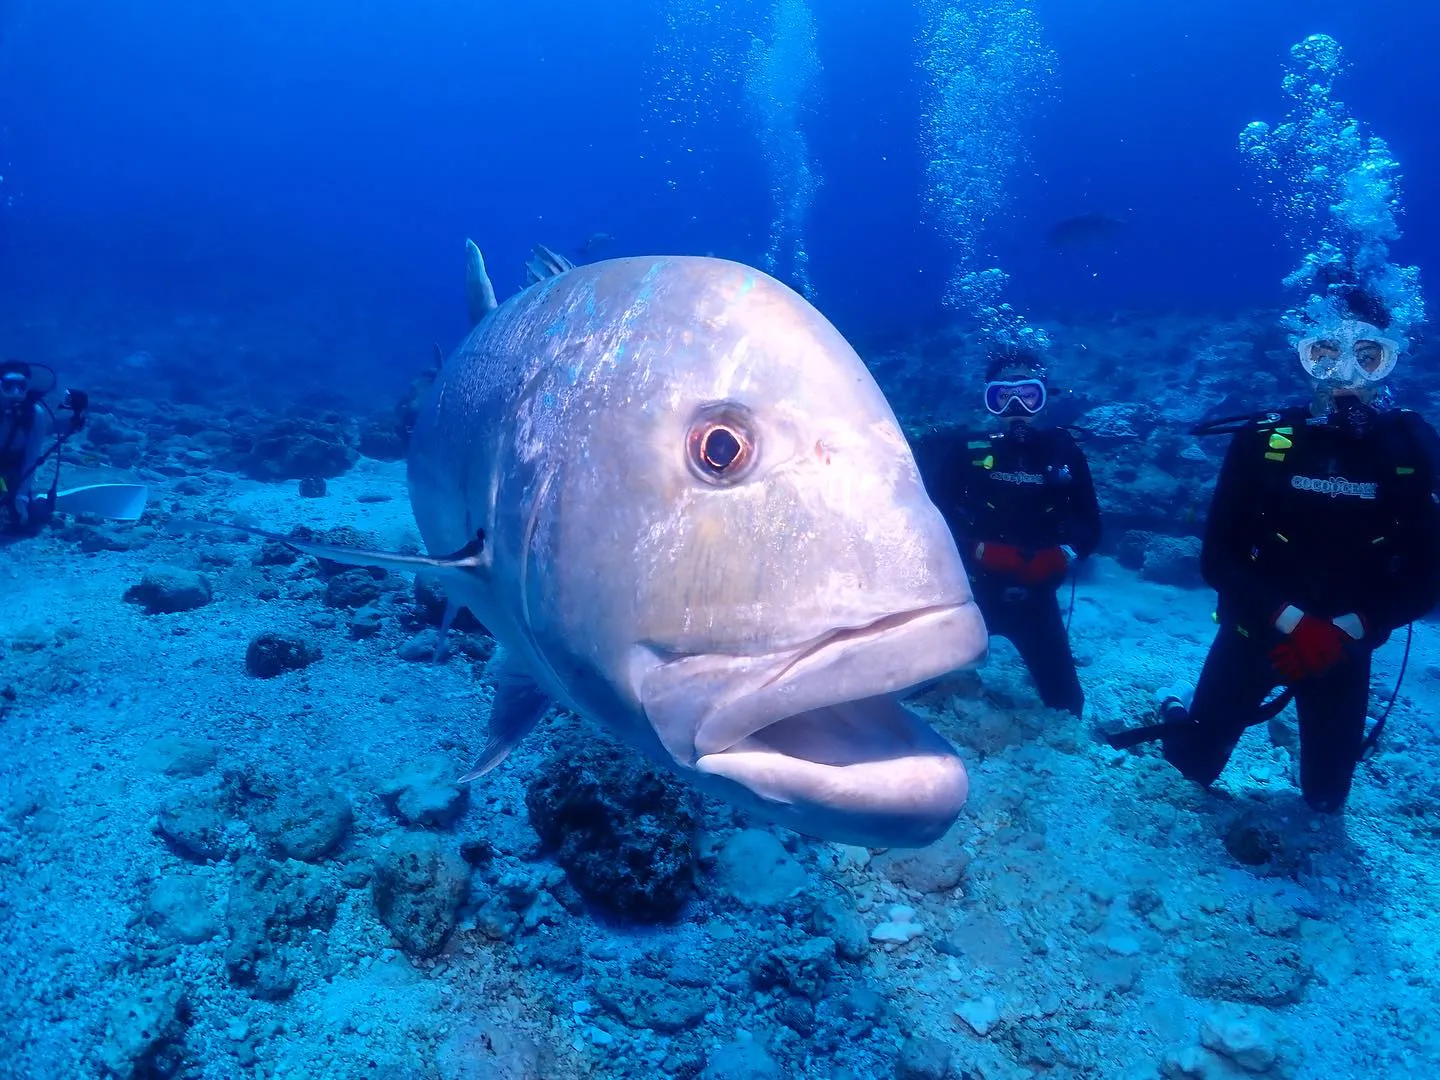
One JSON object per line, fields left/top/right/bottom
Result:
{"left": 1297, "top": 321, "right": 1400, "bottom": 386}
{"left": 984, "top": 378, "right": 1047, "bottom": 417}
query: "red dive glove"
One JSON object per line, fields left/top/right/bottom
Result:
{"left": 1269, "top": 613, "right": 1349, "bottom": 681}
{"left": 1019, "top": 546, "right": 1071, "bottom": 585}
{"left": 973, "top": 541, "right": 1025, "bottom": 578}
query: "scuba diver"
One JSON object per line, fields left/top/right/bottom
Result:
{"left": 0, "top": 358, "right": 89, "bottom": 535}
{"left": 1150, "top": 287, "right": 1440, "bottom": 813}
{"left": 911, "top": 344, "right": 1102, "bottom": 716}
{"left": 1, "top": 359, "right": 55, "bottom": 532}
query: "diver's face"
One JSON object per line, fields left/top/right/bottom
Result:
{"left": 1299, "top": 323, "right": 1398, "bottom": 394}
{"left": 1307, "top": 338, "right": 1390, "bottom": 375}
{"left": 0, "top": 376, "right": 26, "bottom": 410}
{"left": 984, "top": 366, "right": 1047, "bottom": 422}
{"left": 1329, "top": 382, "right": 1378, "bottom": 403}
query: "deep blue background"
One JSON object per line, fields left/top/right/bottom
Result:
{"left": 0, "top": 0, "right": 1433, "bottom": 400}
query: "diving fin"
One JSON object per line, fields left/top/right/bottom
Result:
{"left": 458, "top": 646, "right": 552, "bottom": 782}
{"left": 53, "top": 483, "right": 149, "bottom": 522}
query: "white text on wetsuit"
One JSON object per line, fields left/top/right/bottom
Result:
{"left": 1289, "top": 474, "right": 1378, "bottom": 499}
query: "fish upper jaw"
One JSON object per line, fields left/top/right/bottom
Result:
{"left": 688, "top": 603, "right": 984, "bottom": 758}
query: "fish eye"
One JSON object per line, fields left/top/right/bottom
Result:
{"left": 686, "top": 403, "right": 756, "bottom": 485}
{"left": 702, "top": 427, "right": 742, "bottom": 470}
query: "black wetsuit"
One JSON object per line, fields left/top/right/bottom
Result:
{"left": 1163, "top": 404, "right": 1440, "bottom": 811}
{"left": 912, "top": 424, "right": 1102, "bottom": 715}
{"left": 0, "top": 404, "right": 38, "bottom": 529}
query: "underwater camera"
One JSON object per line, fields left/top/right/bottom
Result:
{"left": 21, "top": 363, "right": 88, "bottom": 440}
{"left": 58, "top": 387, "right": 89, "bottom": 433}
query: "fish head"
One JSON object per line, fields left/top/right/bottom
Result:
{"left": 540, "top": 256, "right": 985, "bottom": 848}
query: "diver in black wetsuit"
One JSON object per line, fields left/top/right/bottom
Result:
{"left": 911, "top": 346, "right": 1102, "bottom": 716}
{"left": 0, "top": 359, "right": 91, "bottom": 536}
{"left": 1156, "top": 291, "right": 1440, "bottom": 813}
{"left": 0, "top": 359, "right": 53, "bottom": 533}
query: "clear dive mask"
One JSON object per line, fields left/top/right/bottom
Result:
{"left": 984, "top": 378, "right": 1047, "bottom": 417}
{"left": 1296, "top": 321, "right": 1400, "bottom": 386}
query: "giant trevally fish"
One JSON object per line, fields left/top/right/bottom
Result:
{"left": 262, "top": 243, "right": 989, "bottom": 848}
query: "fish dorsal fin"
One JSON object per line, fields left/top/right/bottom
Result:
{"left": 525, "top": 243, "right": 576, "bottom": 285}
{"left": 465, "top": 238, "right": 499, "bottom": 326}
{"left": 457, "top": 646, "right": 553, "bottom": 781}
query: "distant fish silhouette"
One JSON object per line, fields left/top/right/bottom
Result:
{"left": 1201, "top": 393, "right": 1252, "bottom": 422}
{"left": 579, "top": 231, "right": 614, "bottom": 257}
{"left": 1046, "top": 211, "right": 1127, "bottom": 249}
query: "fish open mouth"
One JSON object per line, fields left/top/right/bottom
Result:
{"left": 636, "top": 601, "right": 984, "bottom": 846}
{"left": 691, "top": 690, "right": 971, "bottom": 843}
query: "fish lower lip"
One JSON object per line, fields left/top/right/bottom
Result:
{"left": 695, "top": 602, "right": 983, "bottom": 758}
{"left": 693, "top": 693, "right": 970, "bottom": 847}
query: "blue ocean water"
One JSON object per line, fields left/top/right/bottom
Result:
{"left": 2, "top": 2, "right": 1438, "bottom": 1078}
{"left": 3, "top": 0, "right": 1434, "bottom": 382}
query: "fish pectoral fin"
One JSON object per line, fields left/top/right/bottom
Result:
{"left": 432, "top": 600, "right": 460, "bottom": 664}
{"left": 458, "top": 647, "right": 552, "bottom": 782}
{"left": 466, "top": 238, "right": 499, "bottom": 326}
{"left": 167, "top": 520, "right": 490, "bottom": 591}
{"left": 525, "top": 243, "right": 576, "bottom": 284}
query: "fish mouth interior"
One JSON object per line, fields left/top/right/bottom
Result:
{"left": 711, "top": 696, "right": 926, "bottom": 768}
